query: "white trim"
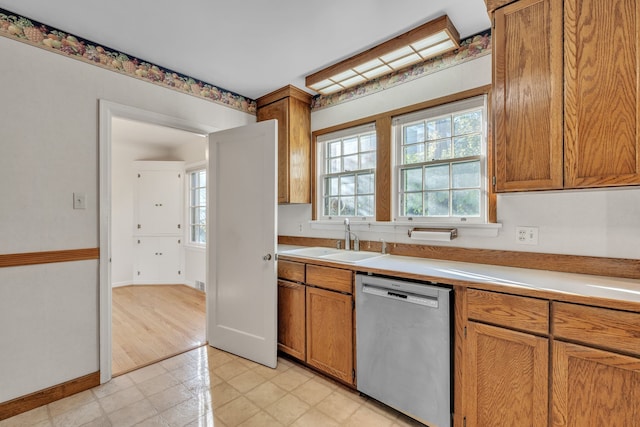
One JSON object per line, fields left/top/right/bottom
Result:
{"left": 98, "top": 100, "right": 217, "bottom": 384}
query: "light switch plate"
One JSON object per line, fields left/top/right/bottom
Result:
{"left": 73, "top": 192, "right": 86, "bottom": 209}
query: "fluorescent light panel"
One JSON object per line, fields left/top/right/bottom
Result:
{"left": 306, "top": 15, "right": 460, "bottom": 95}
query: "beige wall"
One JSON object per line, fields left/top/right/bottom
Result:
{"left": 0, "top": 36, "right": 253, "bottom": 402}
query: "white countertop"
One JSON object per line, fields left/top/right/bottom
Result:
{"left": 278, "top": 245, "right": 640, "bottom": 305}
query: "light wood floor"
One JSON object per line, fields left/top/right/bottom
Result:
{"left": 112, "top": 284, "right": 206, "bottom": 376}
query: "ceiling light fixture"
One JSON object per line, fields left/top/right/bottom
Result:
{"left": 306, "top": 15, "right": 460, "bottom": 95}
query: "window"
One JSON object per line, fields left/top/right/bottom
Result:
{"left": 394, "top": 95, "right": 487, "bottom": 223}
{"left": 189, "top": 169, "right": 206, "bottom": 244}
{"left": 317, "top": 124, "right": 376, "bottom": 219}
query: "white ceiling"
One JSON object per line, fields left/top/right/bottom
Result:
{"left": 0, "top": 0, "right": 491, "bottom": 100}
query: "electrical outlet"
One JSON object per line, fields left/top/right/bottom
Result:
{"left": 298, "top": 223, "right": 303, "bottom": 233}
{"left": 516, "top": 226, "right": 539, "bottom": 245}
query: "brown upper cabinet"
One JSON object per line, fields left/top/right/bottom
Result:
{"left": 491, "top": 0, "right": 640, "bottom": 192}
{"left": 257, "top": 85, "right": 312, "bottom": 204}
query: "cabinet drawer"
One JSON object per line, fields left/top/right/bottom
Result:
{"left": 467, "top": 289, "right": 549, "bottom": 335}
{"left": 553, "top": 302, "right": 640, "bottom": 357}
{"left": 306, "top": 265, "right": 352, "bottom": 294}
{"left": 278, "top": 260, "right": 305, "bottom": 283}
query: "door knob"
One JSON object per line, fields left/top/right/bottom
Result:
{"left": 263, "top": 254, "right": 272, "bottom": 261}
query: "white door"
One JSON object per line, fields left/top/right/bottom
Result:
{"left": 207, "top": 120, "right": 278, "bottom": 368}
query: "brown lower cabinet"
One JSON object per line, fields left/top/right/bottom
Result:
{"left": 466, "top": 322, "right": 549, "bottom": 426}
{"left": 277, "top": 259, "right": 355, "bottom": 386}
{"left": 464, "top": 289, "right": 550, "bottom": 426}
{"left": 277, "top": 280, "right": 306, "bottom": 360}
{"left": 306, "top": 286, "right": 353, "bottom": 384}
{"left": 462, "top": 288, "right": 640, "bottom": 427}
{"left": 552, "top": 341, "right": 640, "bottom": 426}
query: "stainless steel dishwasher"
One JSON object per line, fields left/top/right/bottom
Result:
{"left": 356, "top": 274, "right": 452, "bottom": 427}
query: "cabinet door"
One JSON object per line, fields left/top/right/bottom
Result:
{"left": 552, "top": 341, "right": 640, "bottom": 426}
{"left": 465, "top": 322, "right": 548, "bottom": 427}
{"left": 493, "top": 0, "right": 564, "bottom": 191}
{"left": 277, "top": 280, "right": 306, "bottom": 360}
{"left": 134, "top": 236, "right": 182, "bottom": 284}
{"left": 258, "top": 98, "right": 290, "bottom": 204}
{"left": 306, "top": 286, "right": 354, "bottom": 384}
{"left": 135, "top": 169, "right": 183, "bottom": 235}
{"left": 564, "top": 0, "right": 640, "bottom": 187}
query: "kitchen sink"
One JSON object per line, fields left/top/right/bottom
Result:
{"left": 280, "top": 247, "right": 387, "bottom": 264}
{"left": 321, "top": 251, "right": 387, "bottom": 263}
{"left": 282, "top": 247, "right": 343, "bottom": 257}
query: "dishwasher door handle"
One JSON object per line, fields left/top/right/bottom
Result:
{"left": 362, "top": 284, "right": 439, "bottom": 308}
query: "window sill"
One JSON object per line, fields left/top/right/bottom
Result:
{"left": 310, "top": 220, "right": 502, "bottom": 238}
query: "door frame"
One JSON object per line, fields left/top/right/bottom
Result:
{"left": 98, "top": 100, "right": 216, "bottom": 383}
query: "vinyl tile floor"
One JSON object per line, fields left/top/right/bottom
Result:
{"left": 0, "top": 346, "right": 425, "bottom": 427}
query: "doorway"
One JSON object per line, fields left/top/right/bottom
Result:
{"left": 99, "top": 101, "right": 217, "bottom": 383}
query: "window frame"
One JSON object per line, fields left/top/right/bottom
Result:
{"left": 187, "top": 167, "right": 207, "bottom": 246}
{"left": 311, "top": 86, "right": 495, "bottom": 224}
{"left": 316, "top": 123, "right": 378, "bottom": 221}
{"left": 392, "top": 95, "right": 488, "bottom": 224}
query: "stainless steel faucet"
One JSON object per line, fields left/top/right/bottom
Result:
{"left": 344, "top": 218, "right": 359, "bottom": 251}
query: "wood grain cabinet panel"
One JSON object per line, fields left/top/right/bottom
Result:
{"left": 467, "top": 288, "right": 549, "bottom": 334}
{"left": 465, "top": 322, "right": 549, "bottom": 427}
{"left": 564, "top": 0, "right": 640, "bottom": 188}
{"left": 257, "top": 85, "right": 311, "bottom": 204}
{"left": 277, "top": 260, "right": 305, "bottom": 283}
{"left": 277, "top": 280, "right": 306, "bottom": 360}
{"left": 552, "top": 341, "right": 640, "bottom": 427}
{"left": 553, "top": 302, "right": 640, "bottom": 357}
{"left": 493, "top": 0, "right": 564, "bottom": 191}
{"left": 491, "top": 0, "right": 640, "bottom": 191}
{"left": 306, "top": 286, "right": 354, "bottom": 384}
{"left": 306, "top": 264, "right": 353, "bottom": 294}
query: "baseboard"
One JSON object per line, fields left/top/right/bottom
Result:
{"left": 111, "top": 281, "right": 131, "bottom": 288}
{"left": 0, "top": 371, "right": 100, "bottom": 421}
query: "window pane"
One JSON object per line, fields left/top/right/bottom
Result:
{"left": 340, "top": 197, "right": 355, "bottom": 216}
{"left": 196, "top": 226, "right": 206, "bottom": 244}
{"left": 403, "top": 143, "right": 425, "bottom": 164}
{"left": 358, "top": 173, "right": 375, "bottom": 194}
{"left": 425, "top": 191, "right": 449, "bottom": 216}
{"left": 360, "top": 152, "right": 376, "bottom": 169}
{"left": 453, "top": 134, "right": 481, "bottom": 157}
{"left": 452, "top": 161, "right": 480, "bottom": 188}
{"left": 329, "top": 158, "right": 341, "bottom": 173}
{"left": 340, "top": 175, "right": 355, "bottom": 195}
{"left": 425, "top": 164, "right": 449, "bottom": 190}
{"left": 196, "top": 207, "right": 206, "bottom": 224}
{"left": 403, "top": 168, "right": 423, "bottom": 192}
{"left": 454, "top": 110, "right": 482, "bottom": 135}
{"left": 343, "top": 137, "right": 358, "bottom": 155}
{"left": 360, "top": 133, "right": 377, "bottom": 151}
{"left": 404, "top": 193, "right": 423, "bottom": 216}
{"left": 452, "top": 189, "right": 480, "bottom": 216}
{"left": 326, "top": 197, "right": 339, "bottom": 216}
{"left": 404, "top": 123, "right": 424, "bottom": 144}
{"left": 427, "top": 117, "right": 451, "bottom": 140}
{"left": 325, "top": 177, "right": 339, "bottom": 196}
{"left": 343, "top": 155, "right": 358, "bottom": 171}
{"left": 427, "top": 139, "right": 451, "bottom": 160}
{"left": 329, "top": 141, "right": 341, "bottom": 157}
{"left": 357, "top": 195, "right": 374, "bottom": 217}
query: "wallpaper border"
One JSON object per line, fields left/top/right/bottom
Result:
{"left": 0, "top": 8, "right": 257, "bottom": 115}
{"left": 1, "top": 8, "right": 491, "bottom": 115}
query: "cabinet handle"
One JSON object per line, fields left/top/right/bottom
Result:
{"left": 263, "top": 253, "right": 272, "bottom": 261}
